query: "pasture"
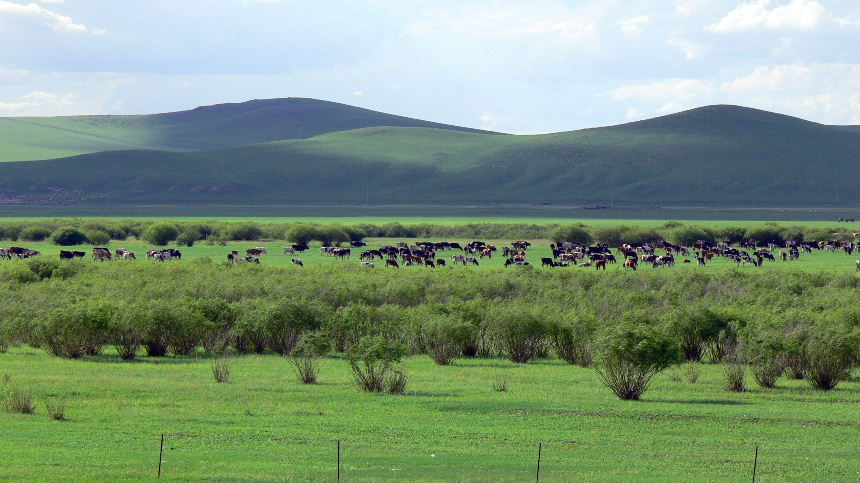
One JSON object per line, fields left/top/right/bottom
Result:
{"left": 3, "top": 236, "right": 857, "bottom": 273}
{"left": 1, "top": 347, "right": 857, "bottom": 483}
{"left": 1, "top": 217, "right": 857, "bottom": 482}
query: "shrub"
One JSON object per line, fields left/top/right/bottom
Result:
{"left": 162, "top": 301, "right": 207, "bottom": 356}
{"left": 44, "top": 397, "right": 66, "bottom": 421}
{"left": 221, "top": 222, "right": 263, "bottom": 241}
{"left": 385, "top": 370, "right": 408, "bottom": 395}
{"left": 142, "top": 223, "right": 179, "bottom": 246}
{"left": 2, "top": 386, "right": 35, "bottom": 414}
{"left": 724, "top": 363, "right": 746, "bottom": 392}
{"left": 420, "top": 315, "right": 474, "bottom": 366}
{"left": 108, "top": 303, "right": 149, "bottom": 360}
{"left": 670, "top": 226, "right": 714, "bottom": 246}
{"left": 746, "top": 226, "right": 784, "bottom": 246}
{"left": 685, "top": 363, "right": 701, "bottom": 383}
{"left": 188, "top": 298, "right": 238, "bottom": 355}
{"left": 244, "top": 299, "right": 330, "bottom": 356}
{"left": 176, "top": 229, "right": 199, "bottom": 247}
{"left": 291, "top": 332, "right": 330, "bottom": 384}
{"left": 667, "top": 305, "right": 727, "bottom": 362}
{"left": 50, "top": 226, "right": 87, "bottom": 246}
{"left": 212, "top": 356, "right": 231, "bottom": 383}
{"left": 18, "top": 226, "right": 52, "bottom": 242}
{"left": 26, "top": 258, "right": 60, "bottom": 280}
{"left": 804, "top": 318, "right": 858, "bottom": 390}
{"left": 547, "top": 311, "right": 596, "bottom": 367}
{"left": 752, "top": 359, "right": 783, "bottom": 388}
{"left": 550, "top": 225, "right": 592, "bottom": 245}
{"left": 346, "top": 336, "right": 406, "bottom": 393}
{"left": 84, "top": 229, "right": 111, "bottom": 245}
{"left": 489, "top": 306, "right": 547, "bottom": 364}
{"left": 285, "top": 224, "right": 316, "bottom": 245}
{"left": 593, "top": 312, "right": 681, "bottom": 400}
{"left": 34, "top": 301, "right": 113, "bottom": 359}
{"left": 492, "top": 374, "right": 509, "bottom": 392}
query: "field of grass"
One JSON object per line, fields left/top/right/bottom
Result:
{"left": 6, "top": 236, "right": 858, "bottom": 273}
{"left": 1, "top": 347, "right": 856, "bottom": 482}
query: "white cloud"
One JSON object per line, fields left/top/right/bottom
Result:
{"left": 616, "top": 16, "right": 649, "bottom": 38}
{"left": 674, "top": 0, "right": 712, "bottom": 16}
{"left": 720, "top": 63, "right": 812, "bottom": 94}
{"left": 612, "top": 78, "right": 714, "bottom": 102}
{"left": 625, "top": 108, "right": 641, "bottom": 119}
{"left": 0, "top": 0, "right": 88, "bottom": 33}
{"left": 409, "top": 5, "right": 597, "bottom": 43}
{"left": 40, "top": 0, "right": 64, "bottom": 3}
{"left": 352, "top": 90, "right": 364, "bottom": 96}
{"left": 706, "top": 0, "right": 827, "bottom": 33}
{"left": 666, "top": 38, "right": 705, "bottom": 59}
{"left": 0, "top": 89, "right": 76, "bottom": 114}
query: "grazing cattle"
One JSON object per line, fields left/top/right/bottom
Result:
{"left": 624, "top": 258, "right": 637, "bottom": 271}
{"left": 451, "top": 255, "right": 467, "bottom": 265}
{"left": 246, "top": 248, "right": 265, "bottom": 257}
{"left": 292, "top": 244, "right": 309, "bottom": 252}
{"left": 682, "top": 259, "right": 691, "bottom": 263}
{"left": 361, "top": 261, "right": 374, "bottom": 268}
{"left": 595, "top": 259, "right": 607, "bottom": 270}
{"left": 465, "top": 257, "right": 479, "bottom": 266}
{"left": 696, "top": 256, "right": 706, "bottom": 266}
{"left": 122, "top": 251, "right": 136, "bottom": 260}
{"left": 385, "top": 259, "right": 399, "bottom": 268}
{"left": 541, "top": 257, "right": 554, "bottom": 267}
{"left": 425, "top": 259, "right": 435, "bottom": 268}
{"left": 59, "top": 250, "right": 75, "bottom": 259}
{"left": 93, "top": 247, "right": 112, "bottom": 262}
{"left": 856, "top": 259, "right": 860, "bottom": 271}
{"left": 350, "top": 241, "right": 367, "bottom": 247}
{"left": 0, "top": 248, "right": 10, "bottom": 259}
{"left": 291, "top": 258, "right": 304, "bottom": 267}
{"left": 283, "top": 247, "right": 296, "bottom": 255}
{"left": 436, "top": 259, "right": 446, "bottom": 267}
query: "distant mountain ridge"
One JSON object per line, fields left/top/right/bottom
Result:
{"left": 0, "top": 98, "right": 502, "bottom": 162}
{"left": 0, "top": 101, "right": 855, "bottom": 208}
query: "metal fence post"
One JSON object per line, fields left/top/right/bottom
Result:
{"left": 536, "top": 442, "right": 542, "bottom": 483}
{"left": 337, "top": 440, "right": 341, "bottom": 483}
{"left": 752, "top": 445, "right": 759, "bottom": 483}
{"left": 157, "top": 434, "right": 164, "bottom": 479}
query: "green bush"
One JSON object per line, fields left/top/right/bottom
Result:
{"left": 593, "top": 312, "right": 681, "bottom": 400}
{"left": 346, "top": 336, "right": 407, "bottom": 393}
{"left": 18, "top": 226, "right": 52, "bottom": 242}
{"left": 26, "top": 258, "right": 60, "bottom": 280}
{"left": 109, "top": 302, "right": 150, "bottom": 360}
{"left": 420, "top": 315, "right": 474, "bottom": 366}
{"left": 550, "top": 225, "right": 592, "bottom": 245}
{"left": 285, "top": 224, "right": 317, "bottom": 245}
{"left": 547, "top": 310, "right": 596, "bottom": 367}
{"left": 142, "top": 223, "right": 179, "bottom": 246}
{"left": 291, "top": 331, "right": 331, "bottom": 384}
{"left": 242, "top": 299, "right": 330, "bottom": 355}
{"left": 804, "top": 316, "right": 858, "bottom": 390}
{"left": 670, "top": 226, "right": 713, "bottom": 246}
{"left": 34, "top": 301, "right": 114, "bottom": 359}
{"left": 221, "top": 222, "right": 263, "bottom": 241}
{"left": 50, "top": 226, "right": 87, "bottom": 246}
{"left": 85, "top": 230, "right": 111, "bottom": 246}
{"left": 489, "top": 305, "right": 547, "bottom": 364}
{"left": 746, "top": 226, "right": 785, "bottom": 246}
{"left": 667, "top": 305, "right": 727, "bottom": 362}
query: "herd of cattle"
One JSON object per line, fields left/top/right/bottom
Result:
{"left": 1, "top": 238, "right": 858, "bottom": 270}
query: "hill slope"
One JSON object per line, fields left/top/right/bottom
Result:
{"left": 0, "top": 105, "right": 855, "bottom": 207}
{"left": 0, "top": 98, "right": 501, "bottom": 162}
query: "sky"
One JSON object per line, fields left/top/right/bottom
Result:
{"left": 0, "top": 0, "right": 857, "bottom": 134}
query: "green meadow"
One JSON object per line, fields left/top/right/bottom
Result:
{"left": 1, "top": 348, "right": 857, "bottom": 483}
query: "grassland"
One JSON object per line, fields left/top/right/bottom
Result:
{"left": 5, "top": 237, "right": 858, "bottom": 273}
{"left": 1, "top": 348, "right": 856, "bottom": 482}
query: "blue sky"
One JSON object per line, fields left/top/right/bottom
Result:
{"left": 0, "top": 0, "right": 857, "bottom": 133}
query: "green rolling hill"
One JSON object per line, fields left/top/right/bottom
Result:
{"left": 0, "top": 98, "right": 500, "bottom": 162}
{"left": 0, "top": 102, "right": 855, "bottom": 208}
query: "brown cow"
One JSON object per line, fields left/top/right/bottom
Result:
{"left": 624, "top": 258, "right": 637, "bottom": 271}
{"left": 595, "top": 259, "right": 607, "bottom": 270}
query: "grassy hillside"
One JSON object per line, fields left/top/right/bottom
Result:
{"left": 0, "top": 98, "right": 500, "bottom": 162}
{"left": 0, "top": 104, "right": 855, "bottom": 207}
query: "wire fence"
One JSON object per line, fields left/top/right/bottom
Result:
{"left": 121, "top": 434, "right": 856, "bottom": 482}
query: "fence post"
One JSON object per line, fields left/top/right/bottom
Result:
{"left": 536, "top": 442, "right": 542, "bottom": 483}
{"left": 157, "top": 434, "right": 164, "bottom": 479}
{"left": 337, "top": 440, "right": 341, "bottom": 483}
{"left": 751, "top": 445, "right": 759, "bottom": 483}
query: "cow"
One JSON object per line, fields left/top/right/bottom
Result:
{"left": 361, "top": 261, "right": 374, "bottom": 268}
{"left": 246, "top": 248, "right": 265, "bottom": 257}
{"left": 59, "top": 250, "right": 75, "bottom": 259}
{"left": 291, "top": 258, "right": 304, "bottom": 267}
{"left": 385, "top": 259, "right": 399, "bottom": 268}
{"left": 283, "top": 247, "right": 296, "bottom": 255}
{"left": 436, "top": 259, "right": 446, "bottom": 267}
{"left": 122, "top": 251, "right": 136, "bottom": 260}
{"left": 350, "top": 241, "right": 367, "bottom": 247}
{"left": 624, "top": 258, "right": 637, "bottom": 271}
{"left": 541, "top": 257, "right": 554, "bottom": 267}
{"left": 292, "top": 244, "right": 309, "bottom": 253}
{"left": 425, "top": 259, "right": 435, "bottom": 268}
{"left": 856, "top": 259, "right": 860, "bottom": 271}
{"left": 595, "top": 259, "right": 607, "bottom": 270}
{"left": 465, "top": 257, "right": 479, "bottom": 266}
{"left": 0, "top": 248, "right": 10, "bottom": 260}
{"left": 93, "top": 247, "right": 112, "bottom": 262}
